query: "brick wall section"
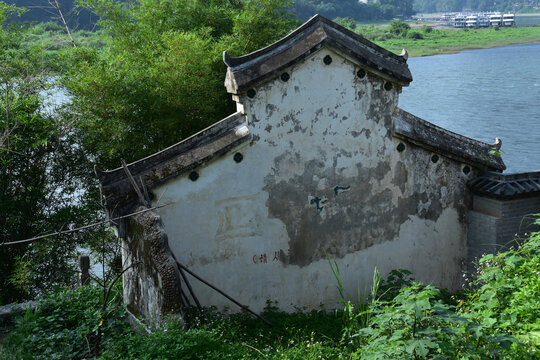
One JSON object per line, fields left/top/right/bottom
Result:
{"left": 468, "top": 195, "right": 540, "bottom": 268}
{"left": 467, "top": 210, "right": 499, "bottom": 265}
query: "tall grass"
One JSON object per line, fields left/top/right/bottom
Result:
{"left": 328, "top": 257, "right": 381, "bottom": 329}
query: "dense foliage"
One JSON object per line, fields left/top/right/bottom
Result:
{"left": 0, "top": 1, "right": 104, "bottom": 304}
{"left": 62, "top": 0, "right": 298, "bottom": 169}
{"left": 2, "top": 222, "right": 539, "bottom": 358}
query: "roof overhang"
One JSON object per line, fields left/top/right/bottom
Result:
{"left": 96, "top": 112, "right": 250, "bottom": 215}
{"left": 468, "top": 171, "right": 540, "bottom": 199}
{"left": 393, "top": 108, "right": 506, "bottom": 172}
{"left": 224, "top": 14, "right": 412, "bottom": 94}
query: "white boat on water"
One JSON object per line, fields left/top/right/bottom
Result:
{"left": 451, "top": 12, "right": 514, "bottom": 28}
{"left": 478, "top": 15, "right": 490, "bottom": 27}
{"left": 454, "top": 14, "right": 466, "bottom": 28}
{"left": 489, "top": 13, "right": 502, "bottom": 26}
{"left": 502, "top": 13, "right": 515, "bottom": 26}
{"left": 466, "top": 15, "right": 478, "bottom": 28}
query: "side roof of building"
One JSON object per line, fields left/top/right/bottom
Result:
{"left": 468, "top": 171, "right": 540, "bottom": 198}
{"left": 394, "top": 108, "right": 506, "bottom": 171}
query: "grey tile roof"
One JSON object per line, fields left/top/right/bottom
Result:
{"left": 393, "top": 108, "right": 506, "bottom": 171}
{"left": 96, "top": 112, "right": 250, "bottom": 214}
{"left": 468, "top": 171, "right": 540, "bottom": 198}
{"left": 224, "top": 14, "right": 412, "bottom": 94}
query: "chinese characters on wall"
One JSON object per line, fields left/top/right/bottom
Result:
{"left": 252, "top": 251, "right": 280, "bottom": 264}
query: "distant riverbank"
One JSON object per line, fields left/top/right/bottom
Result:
{"left": 356, "top": 24, "right": 540, "bottom": 57}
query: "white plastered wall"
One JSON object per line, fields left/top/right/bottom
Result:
{"left": 151, "top": 47, "right": 469, "bottom": 312}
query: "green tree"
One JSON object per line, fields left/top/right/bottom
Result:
{"left": 0, "top": 1, "right": 99, "bottom": 304}
{"left": 389, "top": 19, "right": 411, "bottom": 37}
{"left": 334, "top": 17, "right": 357, "bottom": 30}
{"left": 63, "top": 0, "right": 298, "bottom": 169}
{"left": 380, "top": 0, "right": 415, "bottom": 16}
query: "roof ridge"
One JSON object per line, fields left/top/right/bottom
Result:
{"left": 224, "top": 15, "right": 412, "bottom": 93}
{"left": 223, "top": 14, "right": 405, "bottom": 70}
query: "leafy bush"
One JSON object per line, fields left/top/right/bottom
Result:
{"left": 421, "top": 25, "right": 433, "bottom": 33}
{"left": 389, "top": 20, "right": 410, "bottom": 37}
{"left": 347, "top": 217, "right": 540, "bottom": 359}
{"left": 460, "top": 218, "right": 540, "bottom": 357}
{"left": 377, "top": 269, "right": 414, "bottom": 301}
{"left": 334, "top": 17, "right": 356, "bottom": 30}
{"left": 352, "top": 284, "right": 512, "bottom": 359}
{"left": 2, "top": 285, "right": 129, "bottom": 359}
{"left": 407, "top": 30, "right": 424, "bottom": 40}
{"left": 2, "top": 288, "right": 347, "bottom": 359}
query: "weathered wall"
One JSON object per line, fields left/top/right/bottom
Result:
{"left": 150, "top": 47, "right": 473, "bottom": 312}
{"left": 122, "top": 207, "right": 183, "bottom": 327}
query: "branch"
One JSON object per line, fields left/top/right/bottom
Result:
{"left": 49, "top": 0, "right": 76, "bottom": 47}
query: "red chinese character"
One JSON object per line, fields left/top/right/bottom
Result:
{"left": 259, "top": 253, "right": 267, "bottom": 263}
{"left": 273, "top": 251, "right": 280, "bottom": 261}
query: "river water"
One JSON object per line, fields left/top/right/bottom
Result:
{"left": 399, "top": 41, "right": 540, "bottom": 173}
{"left": 516, "top": 14, "right": 540, "bottom": 27}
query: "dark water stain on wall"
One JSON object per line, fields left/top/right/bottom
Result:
{"left": 263, "top": 157, "right": 420, "bottom": 267}
{"left": 263, "top": 139, "right": 473, "bottom": 267}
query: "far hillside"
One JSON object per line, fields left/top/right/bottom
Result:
{"left": 8, "top": 0, "right": 98, "bottom": 30}
{"left": 9, "top": 0, "right": 538, "bottom": 31}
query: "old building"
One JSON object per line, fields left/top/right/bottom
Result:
{"left": 96, "top": 15, "right": 540, "bottom": 326}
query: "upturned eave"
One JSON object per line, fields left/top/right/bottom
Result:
{"left": 224, "top": 14, "right": 412, "bottom": 94}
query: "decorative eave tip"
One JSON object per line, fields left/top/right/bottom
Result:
{"left": 399, "top": 49, "right": 408, "bottom": 61}
{"left": 490, "top": 137, "right": 502, "bottom": 151}
{"left": 223, "top": 14, "right": 412, "bottom": 94}
{"left": 223, "top": 50, "right": 232, "bottom": 67}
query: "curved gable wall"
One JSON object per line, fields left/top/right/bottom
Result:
{"left": 150, "top": 47, "right": 474, "bottom": 312}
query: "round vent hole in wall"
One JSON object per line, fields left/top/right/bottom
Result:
{"left": 234, "top": 152, "right": 244, "bottom": 163}
{"left": 323, "top": 55, "right": 333, "bottom": 65}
